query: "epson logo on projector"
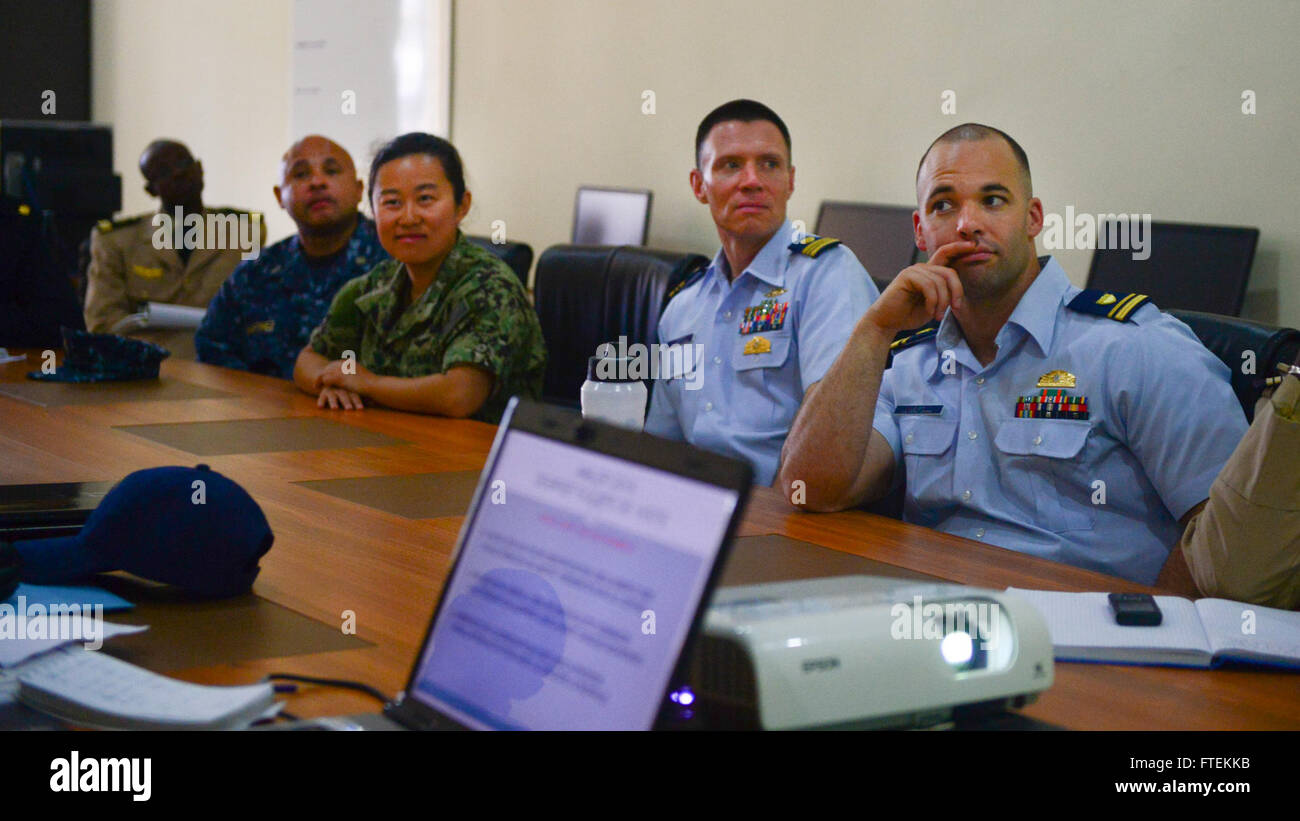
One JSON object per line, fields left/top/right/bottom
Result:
{"left": 49, "top": 751, "right": 151, "bottom": 802}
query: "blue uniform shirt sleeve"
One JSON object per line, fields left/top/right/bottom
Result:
{"left": 872, "top": 363, "right": 902, "bottom": 467}
{"left": 1117, "top": 308, "right": 1248, "bottom": 520}
{"left": 195, "top": 269, "right": 249, "bottom": 370}
{"left": 793, "top": 246, "right": 879, "bottom": 389}
{"left": 643, "top": 320, "right": 686, "bottom": 440}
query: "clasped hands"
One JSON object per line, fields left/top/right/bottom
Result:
{"left": 314, "top": 358, "right": 375, "bottom": 410}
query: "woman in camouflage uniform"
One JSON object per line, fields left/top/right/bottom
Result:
{"left": 293, "top": 133, "right": 546, "bottom": 424}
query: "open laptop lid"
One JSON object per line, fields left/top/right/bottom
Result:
{"left": 390, "top": 398, "right": 753, "bottom": 730}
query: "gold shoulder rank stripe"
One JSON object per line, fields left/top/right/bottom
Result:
{"left": 800, "top": 237, "right": 839, "bottom": 258}
{"left": 1108, "top": 292, "right": 1149, "bottom": 321}
{"left": 890, "top": 325, "right": 937, "bottom": 351}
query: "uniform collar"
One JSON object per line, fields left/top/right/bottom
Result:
{"left": 704, "top": 220, "right": 791, "bottom": 293}
{"left": 932, "top": 255, "right": 1068, "bottom": 375}
{"left": 354, "top": 231, "right": 469, "bottom": 337}
{"left": 1003, "top": 256, "right": 1069, "bottom": 357}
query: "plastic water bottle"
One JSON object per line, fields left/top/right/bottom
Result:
{"left": 580, "top": 355, "right": 647, "bottom": 430}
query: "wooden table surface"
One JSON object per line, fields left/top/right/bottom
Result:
{"left": 2, "top": 354, "right": 1297, "bottom": 730}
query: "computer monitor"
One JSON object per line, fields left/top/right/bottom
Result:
{"left": 572, "top": 186, "right": 652, "bottom": 246}
{"left": 1085, "top": 220, "right": 1259, "bottom": 316}
{"left": 815, "top": 201, "right": 920, "bottom": 290}
{"left": 0, "top": 120, "right": 120, "bottom": 216}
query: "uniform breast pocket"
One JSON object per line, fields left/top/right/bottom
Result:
{"left": 898, "top": 416, "right": 957, "bottom": 507}
{"left": 994, "top": 418, "right": 1094, "bottom": 532}
{"left": 729, "top": 332, "right": 793, "bottom": 429}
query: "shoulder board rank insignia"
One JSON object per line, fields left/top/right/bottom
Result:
{"left": 1067, "top": 289, "right": 1150, "bottom": 322}
{"left": 1037, "top": 369, "right": 1076, "bottom": 388}
{"left": 889, "top": 321, "right": 940, "bottom": 353}
{"left": 743, "top": 336, "right": 772, "bottom": 355}
{"left": 664, "top": 266, "right": 705, "bottom": 304}
{"left": 788, "top": 234, "right": 841, "bottom": 258}
{"left": 98, "top": 213, "right": 149, "bottom": 233}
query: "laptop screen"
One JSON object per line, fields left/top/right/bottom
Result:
{"left": 407, "top": 428, "right": 740, "bottom": 730}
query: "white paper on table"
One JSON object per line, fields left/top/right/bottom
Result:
{"left": 0, "top": 619, "right": 149, "bottom": 667}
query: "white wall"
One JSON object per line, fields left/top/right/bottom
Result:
{"left": 92, "top": 0, "right": 1300, "bottom": 326}
{"left": 92, "top": 0, "right": 295, "bottom": 241}
{"left": 451, "top": 0, "right": 1300, "bottom": 326}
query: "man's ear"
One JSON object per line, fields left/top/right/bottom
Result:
{"left": 1026, "top": 196, "right": 1044, "bottom": 239}
{"left": 273, "top": 185, "right": 286, "bottom": 211}
{"left": 913, "top": 210, "right": 926, "bottom": 252}
{"left": 689, "top": 168, "right": 708, "bottom": 205}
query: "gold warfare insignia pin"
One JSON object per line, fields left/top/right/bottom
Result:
{"left": 743, "top": 336, "right": 772, "bottom": 355}
{"left": 1037, "top": 369, "right": 1077, "bottom": 389}
{"left": 1096, "top": 293, "right": 1118, "bottom": 306}
{"left": 764, "top": 287, "right": 787, "bottom": 298}
{"left": 132, "top": 265, "right": 164, "bottom": 279}
{"left": 245, "top": 320, "right": 275, "bottom": 335}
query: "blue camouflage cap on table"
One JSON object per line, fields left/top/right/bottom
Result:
{"left": 27, "top": 327, "right": 170, "bottom": 382}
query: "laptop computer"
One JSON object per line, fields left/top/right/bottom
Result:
{"left": 0, "top": 480, "right": 114, "bottom": 540}
{"left": 282, "top": 397, "right": 753, "bottom": 731}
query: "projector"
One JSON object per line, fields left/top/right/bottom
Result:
{"left": 689, "top": 575, "right": 1054, "bottom": 730}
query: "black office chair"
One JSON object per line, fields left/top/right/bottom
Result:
{"left": 1167, "top": 310, "right": 1300, "bottom": 422}
{"left": 814, "top": 201, "right": 920, "bottom": 292}
{"left": 533, "top": 245, "right": 708, "bottom": 408}
{"left": 1087, "top": 221, "right": 1259, "bottom": 316}
{"left": 465, "top": 235, "right": 533, "bottom": 285}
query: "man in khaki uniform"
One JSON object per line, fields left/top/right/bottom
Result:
{"left": 1180, "top": 353, "right": 1300, "bottom": 609}
{"left": 84, "top": 140, "right": 264, "bottom": 335}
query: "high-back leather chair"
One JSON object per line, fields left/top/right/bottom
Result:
{"left": 1168, "top": 309, "right": 1300, "bottom": 422}
{"left": 465, "top": 235, "right": 534, "bottom": 285}
{"left": 533, "top": 245, "right": 708, "bottom": 408}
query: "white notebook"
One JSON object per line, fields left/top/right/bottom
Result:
{"left": 1006, "top": 589, "right": 1300, "bottom": 669}
{"left": 17, "top": 646, "right": 276, "bottom": 730}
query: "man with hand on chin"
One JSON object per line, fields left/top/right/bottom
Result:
{"left": 779, "top": 123, "right": 1246, "bottom": 586}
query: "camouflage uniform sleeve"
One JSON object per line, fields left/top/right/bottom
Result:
{"left": 83, "top": 227, "right": 132, "bottom": 334}
{"left": 194, "top": 265, "right": 250, "bottom": 369}
{"left": 308, "top": 274, "right": 368, "bottom": 361}
{"left": 440, "top": 275, "right": 545, "bottom": 400}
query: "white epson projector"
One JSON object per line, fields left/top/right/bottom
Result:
{"left": 690, "top": 575, "right": 1054, "bottom": 730}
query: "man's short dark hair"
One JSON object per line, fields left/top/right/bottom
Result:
{"left": 915, "top": 123, "right": 1032, "bottom": 192}
{"left": 694, "top": 99, "right": 791, "bottom": 168}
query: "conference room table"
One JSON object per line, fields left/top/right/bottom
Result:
{"left": 1, "top": 354, "right": 1296, "bottom": 731}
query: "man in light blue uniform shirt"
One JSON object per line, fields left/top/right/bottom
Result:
{"left": 644, "top": 100, "right": 878, "bottom": 485}
{"left": 780, "top": 123, "right": 1246, "bottom": 584}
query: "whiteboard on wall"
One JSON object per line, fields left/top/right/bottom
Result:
{"left": 291, "top": 0, "right": 451, "bottom": 188}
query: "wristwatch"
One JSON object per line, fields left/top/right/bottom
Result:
{"left": 1273, "top": 360, "right": 1300, "bottom": 421}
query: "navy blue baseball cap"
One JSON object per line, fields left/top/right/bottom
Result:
{"left": 14, "top": 465, "right": 273, "bottom": 598}
{"left": 28, "top": 327, "right": 169, "bottom": 382}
